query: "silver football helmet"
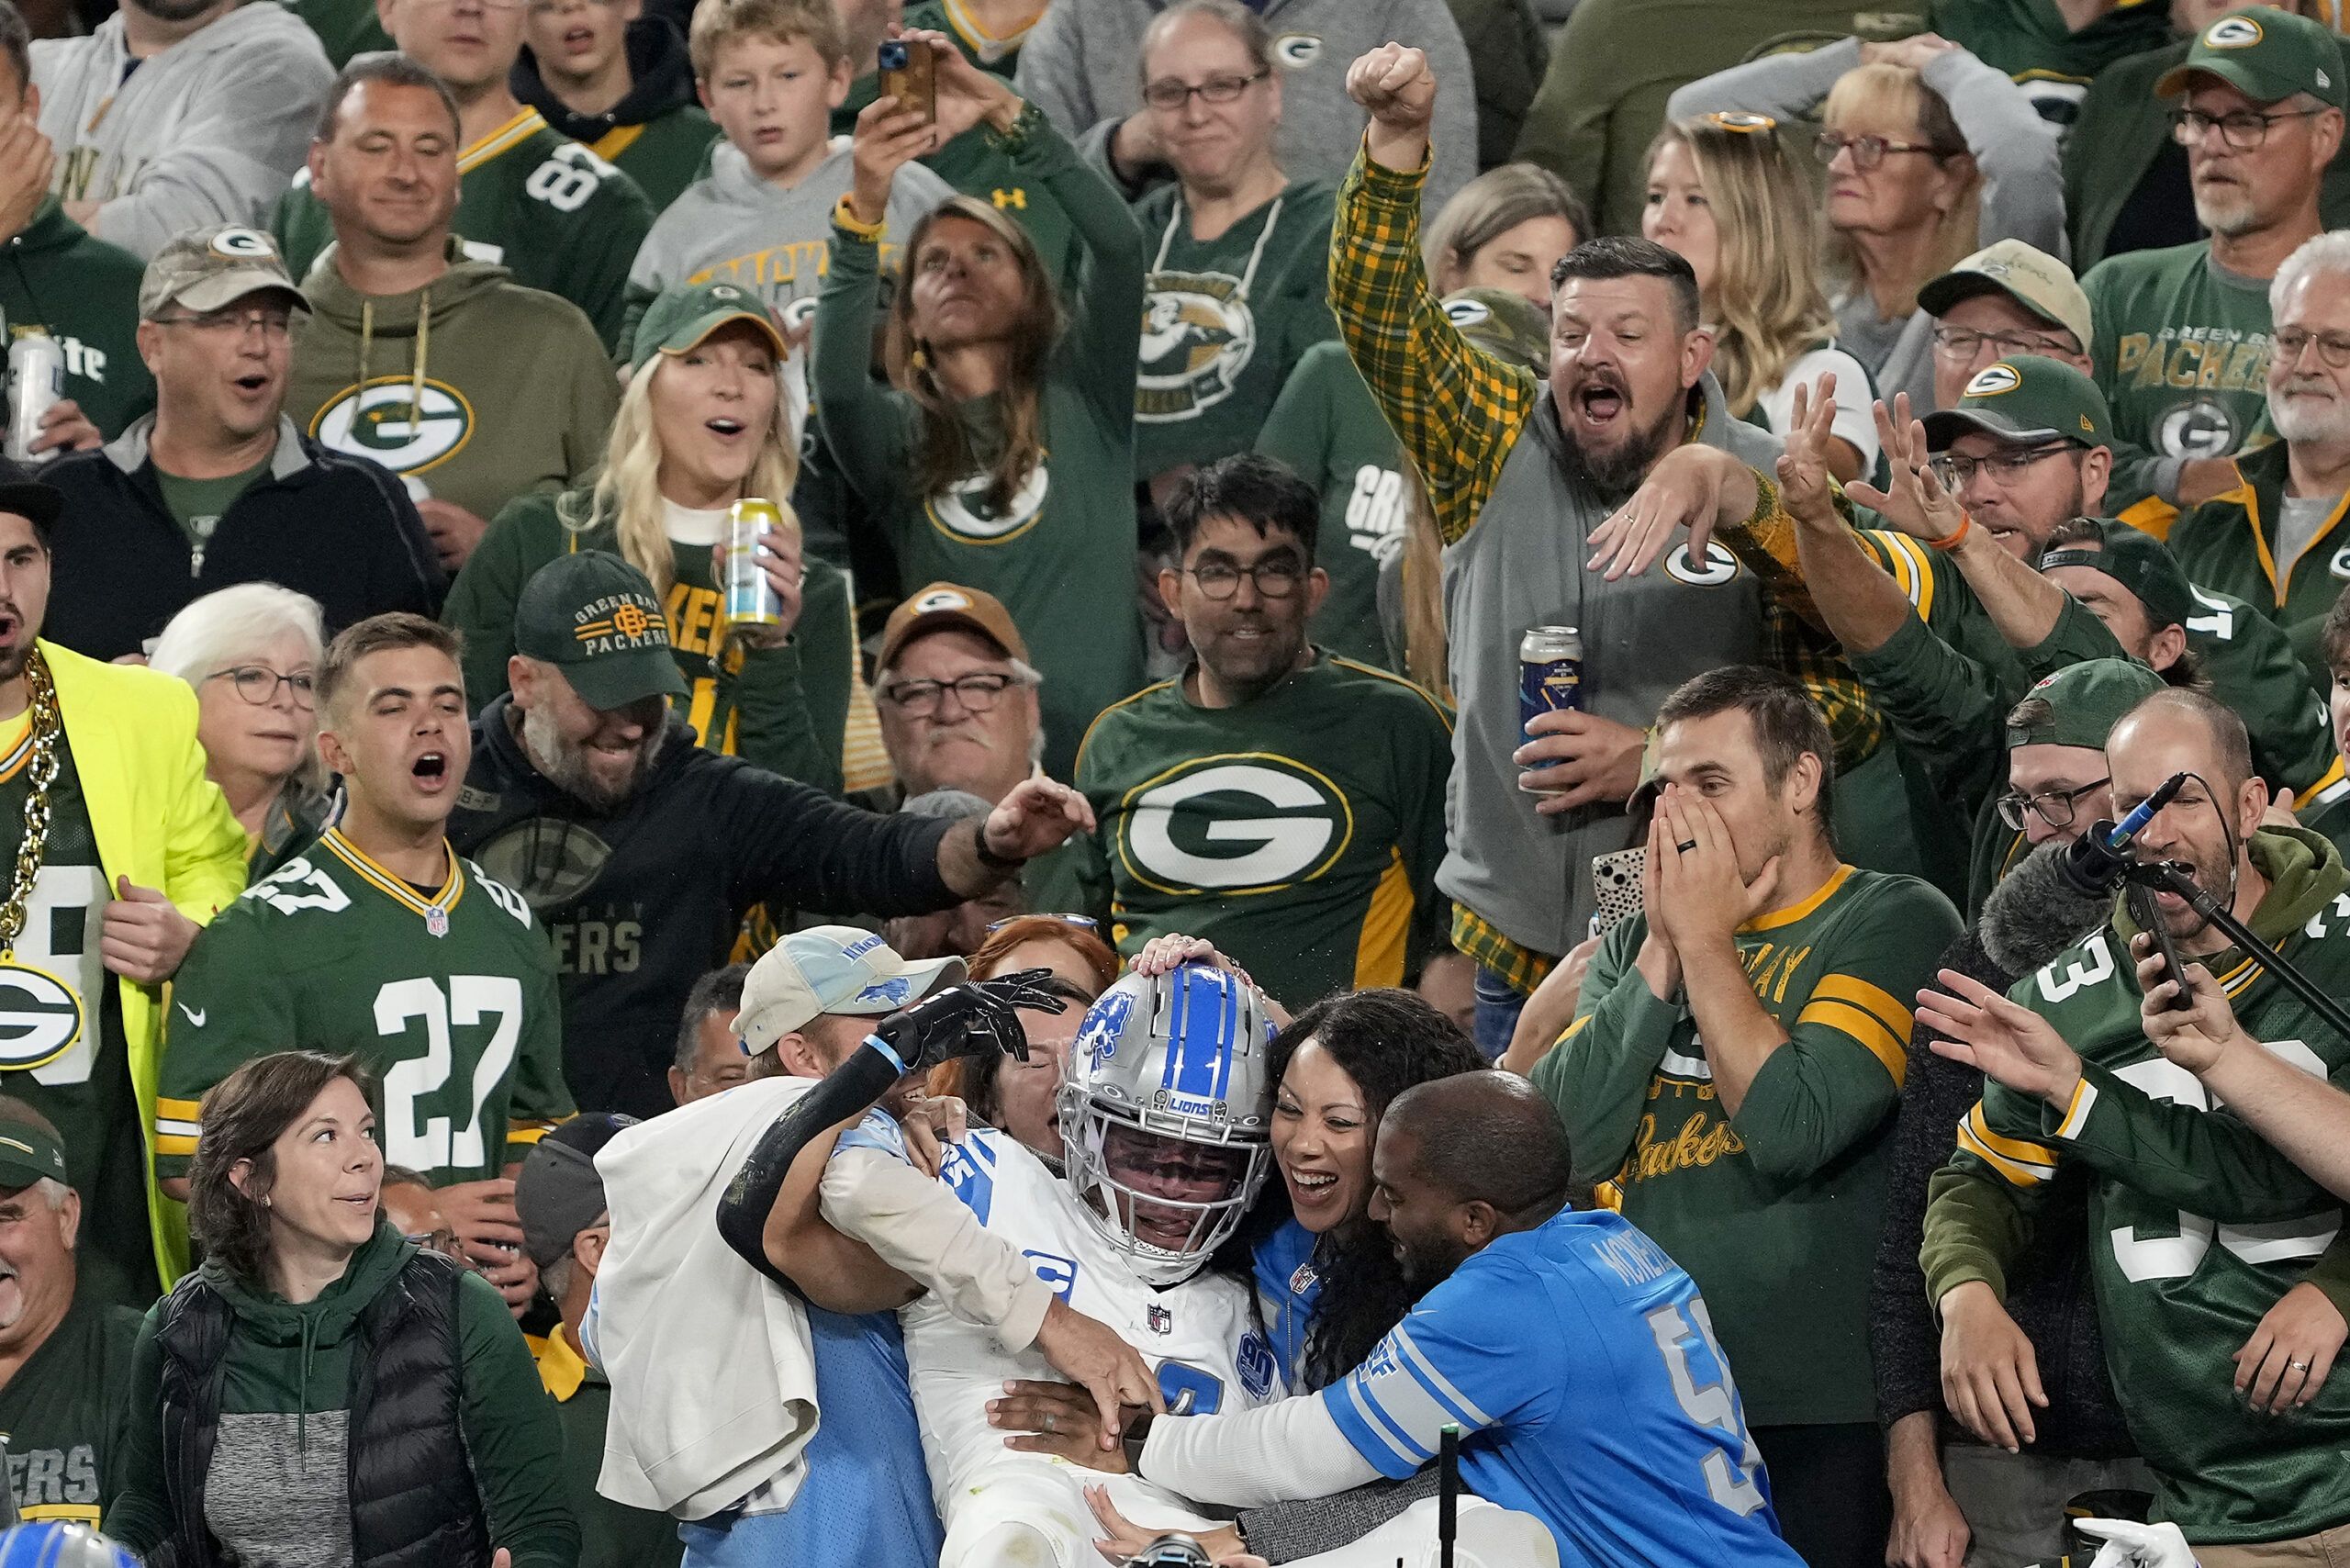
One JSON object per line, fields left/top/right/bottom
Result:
{"left": 1058, "top": 963, "right": 1275, "bottom": 1287}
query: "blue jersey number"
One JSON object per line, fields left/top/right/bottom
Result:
{"left": 1643, "top": 1300, "right": 1767, "bottom": 1517}
{"left": 1157, "top": 1361, "right": 1225, "bottom": 1416}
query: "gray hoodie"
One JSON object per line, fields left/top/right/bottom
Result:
{"left": 31, "top": 0, "right": 333, "bottom": 260}
{"left": 1013, "top": 0, "right": 1481, "bottom": 216}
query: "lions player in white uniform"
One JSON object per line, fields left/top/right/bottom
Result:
{"left": 889, "top": 964, "right": 1287, "bottom": 1567}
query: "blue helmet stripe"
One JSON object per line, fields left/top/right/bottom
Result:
{"left": 1169, "top": 969, "right": 1223, "bottom": 1099}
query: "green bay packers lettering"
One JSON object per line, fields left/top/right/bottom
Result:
{"left": 1118, "top": 756, "right": 1354, "bottom": 895}
{"left": 2112, "top": 329, "right": 2273, "bottom": 457}
{"left": 310, "top": 377, "right": 476, "bottom": 472}
{"left": 8, "top": 1443, "right": 99, "bottom": 1524}
{"left": 1345, "top": 465, "right": 1407, "bottom": 563}
{"left": 1137, "top": 272, "right": 1257, "bottom": 423}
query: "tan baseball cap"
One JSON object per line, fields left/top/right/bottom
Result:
{"left": 139, "top": 225, "right": 310, "bottom": 320}
{"left": 735, "top": 925, "right": 967, "bottom": 1050}
{"left": 1918, "top": 240, "right": 2093, "bottom": 355}
{"left": 878, "top": 583, "right": 1031, "bottom": 672}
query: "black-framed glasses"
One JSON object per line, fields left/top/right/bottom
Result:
{"left": 1931, "top": 325, "right": 2079, "bottom": 361}
{"left": 207, "top": 665, "right": 317, "bottom": 710}
{"left": 2274, "top": 327, "right": 2350, "bottom": 370}
{"left": 881, "top": 671, "right": 1021, "bottom": 716}
{"left": 1996, "top": 777, "right": 2110, "bottom": 832}
{"left": 1142, "top": 70, "right": 1268, "bottom": 111}
{"left": 1183, "top": 559, "right": 1304, "bottom": 600}
{"left": 1929, "top": 442, "right": 2079, "bottom": 488}
{"left": 2169, "top": 106, "right": 2325, "bottom": 151}
{"left": 1813, "top": 129, "right": 1955, "bottom": 171}
{"left": 984, "top": 913, "right": 1101, "bottom": 935}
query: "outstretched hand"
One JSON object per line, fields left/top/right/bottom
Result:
{"left": 1584, "top": 445, "right": 1751, "bottom": 581}
{"left": 1844, "top": 393, "right": 1967, "bottom": 544}
{"left": 1774, "top": 374, "right": 1841, "bottom": 526}
{"left": 872, "top": 969, "right": 1067, "bottom": 1071}
{"left": 1918, "top": 969, "right": 2083, "bottom": 1105}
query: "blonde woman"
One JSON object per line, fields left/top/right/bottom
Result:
{"left": 1643, "top": 112, "right": 1879, "bottom": 482}
{"left": 1667, "top": 34, "right": 2063, "bottom": 411}
{"left": 1423, "top": 162, "right": 1590, "bottom": 315}
{"left": 446, "top": 281, "right": 885, "bottom": 797}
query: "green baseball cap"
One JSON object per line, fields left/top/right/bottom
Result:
{"left": 139, "top": 225, "right": 310, "bottom": 320}
{"left": 2155, "top": 7, "right": 2346, "bottom": 110}
{"left": 2007, "top": 656, "right": 2166, "bottom": 752}
{"left": 514, "top": 551, "right": 689, "bottom": 711}
{"left": 2039, "top": 518, "right": 2197, "bottom": 631}
{"left": 631, "top": 280, "right": 789, "bottom": 375}
{"left": 1920, "top": 355, "right": 2112, "bottom": 452}
{"left": 1442, "top": 287, "right": 1550, "bottom": 372}
{"left": 0, "top": 1116, "right": 70, "bottom": 1192}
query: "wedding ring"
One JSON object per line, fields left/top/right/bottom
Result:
{"left": 1044, "top": 1413, "right": 1057, "bottom": 1433}
{"left": 1676, "top": 840, "right": 1699, "bottom": 854}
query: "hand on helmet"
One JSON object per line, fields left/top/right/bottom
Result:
{"left": 873, "top": 969, "right": 1068, "bottom": 1072}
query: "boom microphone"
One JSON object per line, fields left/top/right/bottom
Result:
{"left": 1977, "top": 772, "right": 2191, "bottom": 976}
{"left": 2053, "top": 772, "right": 2190, "bottom": 900}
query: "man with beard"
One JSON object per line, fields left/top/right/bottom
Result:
{"left": 450, "top": 551, "right": 1094, "bottom": 1120}
{"left": 0, "top": 463, "right": 245, "bottom": 1306}
{"left": 28, "top": 0, "right": 330, "bottom": 257}
{"left": 1333, "top": 43, "right": 1835, "bottom": 1057}
{"left": 2165, "top": 230, "right": 2350, "bottom": 693}
{"left": 2082, "top": 7, "right": 2345, "bottom": 524}
{"left": 1074, "top": 454, "right": 1452, "bottom": 1008}
{"left": 1922, "top": 688, "right": 2350, "bottom": 1562}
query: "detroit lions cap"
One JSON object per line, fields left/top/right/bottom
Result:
{"left": 735, "top": 925, "right": 967, "bottom": 1051}
{"left": 0, "top": 1114, "right": 70, "bottom": 1193}
{"left": 2156, "top": 7, "right": 2346, "bottom": 110}
{"left": 631, "top": 280, "right": 789, "bottom": 375}
{"left": 139, "top": 225, "right": 310, "bottom": 319}
{"left": 1920, "top": 355, "right": 2113, "bottom": 452}
{"left": 513, "top": 551, "right": 689, "bottom": 711}
{"left": 1917, "top": 240, "right": 2095, "bottom": 356}
{"left": 877, "top": 583, "right": 1032, "bottom": 672}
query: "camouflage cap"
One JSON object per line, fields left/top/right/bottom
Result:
{"left": 1443, "top": 288, "right": 1551, "bottom": 372}
{"left": 139, "top": 225, "right": 309, "bottom": 320}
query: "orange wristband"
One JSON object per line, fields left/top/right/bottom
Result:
{"left": 1927, "top": 510, "right": 1974, "bottom": 552}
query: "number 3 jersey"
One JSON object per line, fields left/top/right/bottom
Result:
{"left": 1934, "top": 827, "right": 2350, "bottom": 1542}
{"left": 901, "top": 1129, "right": 1284, "bottom": 1504}
{"left": 158, "top": 828, "right": 573, "bottom": 1187}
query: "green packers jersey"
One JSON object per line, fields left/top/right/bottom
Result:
{"left": 1130, "top": 180, "right": 1337, "bottom": 481}
{"left": 274, "top": 110, "right": 654, "bottom": 353}
{"left": 580, "top": 108, "right": 721, "bottom": 215}
{"left": 1254, "top": 341, "right": 1406, "bottom": 671}
{"left": 2082, "top": 241, "right": 2277, "bottom": 518}
{"left": 1939, "top": 828, "right": 2350, "bottom": 1542}
{"left": 158, "top": 828, "right": 572, "bottom": 1186}
{"left": 0, "top": 715, "right": 155, "bottom": 1313}
{"left": 1073, "top": 654, "right": 1451, "bottom": 1008}
{"left": 0, "top": 1295, "right": 139, "bottom": 1526}
{"left": 2162, "top": 442, "right": 2350, "bottom": 693}
{"left": 1534, "top": 866, "right": 1963, "bottom": 1425}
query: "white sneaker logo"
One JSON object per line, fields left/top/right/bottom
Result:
{"left": 178, "top": 1002, "right": 206, "bottom": 1027}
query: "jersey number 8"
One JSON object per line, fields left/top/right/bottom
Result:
{"left": 524, "top": 144, "right": 613, "bottom": 214}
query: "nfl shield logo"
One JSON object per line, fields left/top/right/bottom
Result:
{"left": 1147, "top": 1305, "right": 1173, "bottom": 1336}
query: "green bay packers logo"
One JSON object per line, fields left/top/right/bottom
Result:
{"left": 474, "top": 820, "right": 614, "bottom": 910}
{"left": 1271, "top": 33, "right": 1321, "bottom": 68}
{"left": 1119, "top": 755, "right": 1354, "bottom": 895}
{"left": 208, "top": 227, "right": 277, "bottom": 261}
{"left": 1964, "top": 362, "right": 2022, "bottom": 398}
{"left": 311, "top": 376, "right": 475, "bottom": 473}
{"left": 1137, "top": 272, "right": 1256, "bottom": 424}
{"left": 2332, "top": 544, "right": 2350, "bottom": 580}
{"left": 1664, "top": 541, "right": 1741, "bottom": 586}
{"left": 0, "top": 960, "right": 82, "bottom": 1070}
{"left": 927, "top": 463, "right": 1050, "bottom": 543}
{"left": 2154, "top": 396, "right": 2240, "bottom": 459}
{"left": 2204, "top": 14, "right": 2263, "bottom": 47}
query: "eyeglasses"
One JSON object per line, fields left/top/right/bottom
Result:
{"left": 1141, "top": 71, "right": 1269, "bottom": 111}
{"left": 984, "top": 913, "right": 1101, "bottom": 935}
{"left": 207, "top": 665, "right": 317, "bottom": 710}
{"left": 1931, "top": 325, "right": 2079, "bottom": 361}
{"left": 1928, "top": 442, "right": 2079, "bottom": 488}
{"left": 402, "top": 1226, "right": 465, "bottom": 1259}
{"left": 1183, "top": 559, "right": 1304, "bottom": 600}
{"left": 881, "top": 671, "right": 1022, "bottom": 716}
{"left": 151, "top": 307, "right": 294, "bottom": 339}
{"left": 1995, "top": 777, "right": 2110, "bottom": 832}
{"left": 2274, "top": 327, "right": 2350, "bottom": 370}
{"left": 1813, "top": 129, "right": 1955, "bottom": 171}
{"left": 2169, "top": 106, "right": 2325, "bottom": 151}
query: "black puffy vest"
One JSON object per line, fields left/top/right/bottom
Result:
{"left": 150, "top": 1250, "right": 491, "bottom": 1568}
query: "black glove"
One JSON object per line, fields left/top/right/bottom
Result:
{"left": 871, "top": 968, "right": 1069, "bottom": 1072}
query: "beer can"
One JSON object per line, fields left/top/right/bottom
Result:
{"left": 5, "top": 331, "right": 64, "bottom": 465}
{"left": 1519, "top": 625, "right": 1585, "bottom": 739}
{"left": 724, "top": 498, "right": 784, "bottom": 630}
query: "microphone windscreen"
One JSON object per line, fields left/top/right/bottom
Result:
{"left": 1981, "top": 839, "right": 2118, "bottom": 977}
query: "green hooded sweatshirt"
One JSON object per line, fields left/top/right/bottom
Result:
{"left": 105, "top": 1223, "right": 576, "bottom": 1568}
{"left": 285, "top": 241, "right": 620, "bottom": 529}
{"left": 1, "top": 198, "right": 155, "bottom": 440}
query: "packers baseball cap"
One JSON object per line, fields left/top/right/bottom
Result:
{"left": 2156, "top": 7, "right": 2346, "bottom": 109}
{"left": 513, "top": 551, "right": 689, "bottom": 711}
{"left": 2008, "top": 657, "right": 2167, "bottom": 752}
{"left": 1918, "top": 240, "right": 2095, "bottom": 356}
{"left": 878, "top": 583, "right": 1032, "bottom": 672}
{"left": 515, "top": 1114, "right": 638, "bottom": 1270}
{"left": 1920, "top": 355, "right": 2113, "bottom": 452}
{"left": 0, "top": 459, "right": 62, "bottom": 536}
{"left": 736, "top": 925, "right": 967, "bottom": 1052}
{"left": 631, "top": 280, "right": 789, "bottom": 375}
{"left": 139, "top": 225, "right": 310, "bottom": 320}
{"left": 2039, "top": 519, "right": 2197, "bottom": 631}
{"left": 1442, "top": 287, "right": 1551, "bottom": 372}
{"left": 0, "top": 1115, "right": 69, "bottom": 1193}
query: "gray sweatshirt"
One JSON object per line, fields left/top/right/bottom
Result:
{"left": 31, "top": 0, "right": 333, "bottom": 260}
{"left": 1666, "top": 37, "right": 2065, "bottom": 412}
{"left": 1014, "top": 0, "right": 1481, "bottom": 216}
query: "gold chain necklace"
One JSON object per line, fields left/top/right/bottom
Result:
{"left": 0, "top": 653, "right": 62, "bottom": 963}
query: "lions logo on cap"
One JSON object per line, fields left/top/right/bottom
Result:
{"left": 913, "top": 588, "right": 974, "bottom": 613}
{"left": 1964, "top": 363, "right": 2024, "bottom": 398}
{"left": 2204, "top": 14, "right": 2264, "bottom": 47}
{"left": 1137, "top": 274, "right": 1256, "bottom": 424}
{"left": 311, "top": 378, "right": 474, "bottom": 472}
{"left": 1271, "top": 33, "right": 1321, "bottom": 68}
{"left": 208, "top": 227, "right": 276, "bottom": 260}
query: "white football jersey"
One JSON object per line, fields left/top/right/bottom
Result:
{"left": 901, "top": 1129, "right": 1285, "bottom": 1502}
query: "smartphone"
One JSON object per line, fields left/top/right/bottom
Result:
{"left": 2125, "top": 881, "right": 2193, "bottom": 1014}
{"left": 878, "top": 39, "right": 936, "bottom": 125}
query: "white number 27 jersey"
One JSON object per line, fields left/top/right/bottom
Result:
{"left": 900, "top": 1129, "right": 1286, "bottom": 1501}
